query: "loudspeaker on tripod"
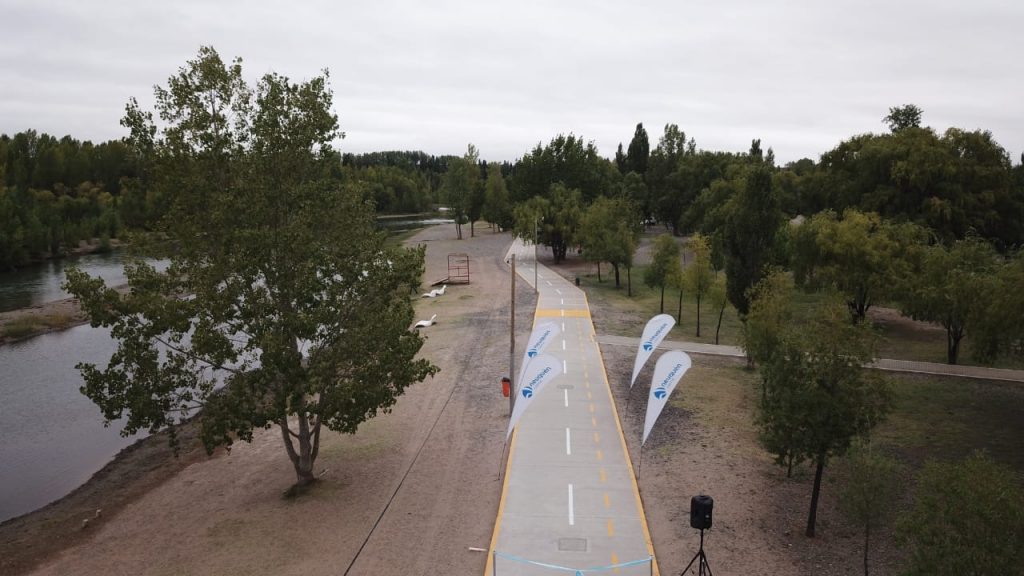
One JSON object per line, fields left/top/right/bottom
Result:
{"left": 690, "top": 495, "right": 713, "bottom": 530}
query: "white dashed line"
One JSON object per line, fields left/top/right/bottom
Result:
{"left": 566, "top": 427, "right": 572, "bottom": 454}
{"left": 561, "top": 298, "right": 564, "bottom": 305}
{"left": 556, "top": 288, "right": 562, "bottom": 295}
{"left": 564, "top": 389, "right": 569, "bottom": 407}
{"left": 546, "top": 280, "right": 553, "bottom": 286}
{"left": 562, "top": 339, "right": 566, "bottom": 350}
{"left": 563, "top": 360, "right": 568, "bottom": 374}
{"left": 568, "top": 484, "right": 575, "bottom": 525}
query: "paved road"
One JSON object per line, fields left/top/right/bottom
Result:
{"left": 486, "top": 243, "right": 657, "bottom": 576}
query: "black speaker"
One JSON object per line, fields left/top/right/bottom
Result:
{"left": 690, "top": 495, "right": 713, "bottom": 530}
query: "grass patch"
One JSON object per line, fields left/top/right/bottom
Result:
{"left": 876, "top": 373, "right": 1024, "bottom": 472}
{"left": 1, "top": 313, "right": 76, "bottom": 340}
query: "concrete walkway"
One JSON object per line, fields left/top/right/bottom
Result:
{"left": 486, "top": 243, "right": 657, "bottom": 576}
{"left": 595, "top": 336, "right": 1024, "bottom": 383}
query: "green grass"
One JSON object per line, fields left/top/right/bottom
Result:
{"left": 876, "top": 373, "right": 1024, "bottom": 472}
{"left": 1, "top": 313, "right": 75, "bottom": 340}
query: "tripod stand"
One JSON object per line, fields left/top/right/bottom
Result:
{"left": 680, "top": 528, "right": 713, "bottom": 576}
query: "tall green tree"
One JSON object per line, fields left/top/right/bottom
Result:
{"left": 721, "top": 165, "right": 782, "bottom": 319}
{"left": 513, "top": 184, "right": 583, "bottom": 263}
{"left": 791, "top": 209, "right": 926, "bottom": 323}
{"left": 625, "top": 122, "right": 650, "bottom": 175}
{"left": 482, "top": 162, "right": 512, "bottom": 231}
{"left": 442, "top": 144, "right": 479, "bottom": 239}
{"left": 683, "top": 233, "right": 715, "bottom": 337}
{"left": 756, "top": 298, "right": 891, "bottom": 537}
{"left": 974, "top": 251, "right": 1024, "bottom": 362}
{"left": 897, "top": 452, "right": 1024, "bottom": 576}
{"left": 883, "top": 104, "right": 922, "bottom": 132}
{"left": 898, "top": 237, "right": 1000, "bottom": 364}
{"left": 579, "top": 195, "right": 639, "bottom": 289}
{"left": 64, "top": 47, "right": 438, "bottom": 490}
{"left": 644, "top": 234, "right": 681, "bottom": 313}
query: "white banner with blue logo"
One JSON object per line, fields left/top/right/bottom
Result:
{"left": 630, "top": 314, "right": 676, "bottom": 388}
{"left": 517, "top": 321, "right": 561, "bottom": 389}
{"left": 641, "top": 350, "right": 692, "bottom": 445}
{"left": 506, "top": 353, "right": 560, "bottom": 439}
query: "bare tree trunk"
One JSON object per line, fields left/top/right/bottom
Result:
{"left": 715, "top": 304, "right": 725, "bottom": 345}
{"left": 627, "top": 267, "right": 632, "bottom": 297}
{"left": 279, "top": 415, "right": 317, "bottom": 489}
{"left": 613, "top": 263, "right": 620, "bottom": 288}
{"left": 597, "top": 262, "right": 602, "bottom": 283}
{"left": 947, "top": 324, "right": 964, "bottom": 365}
{"left": 863, "top": 520, "right": 871, "bottom": 576}
{"left": 806, "top": 454, "right": 826, "bottom": 537}
{"left": 659, "top": 285, "right": 665, "bottom": 313}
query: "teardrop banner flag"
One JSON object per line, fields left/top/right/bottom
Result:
{"left": 517, "top": 321, "right": 561, "bottom": 387}
{"left": 630, "top": 313, "right": 676, "bottom": 388}
{"left": 642, "top": 350, "right": 692, "bottom": 445}
{"left": 507, "top": 353, "right": 560, "bottom": 439}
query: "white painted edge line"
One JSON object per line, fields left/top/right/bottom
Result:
{"left": 568, "top": 483, "right": 575, "bottom": 525}
{"left": 564, "top": 389, "right": 569, "bottom": 407}
{"left": 562, "top": 339, "right": 566, "bottom": 350}
{"left": 566, "top": 427, "right": 572, "bottom": 455}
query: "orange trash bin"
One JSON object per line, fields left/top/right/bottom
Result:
{"left": 501, "top": 377, "right": 511, "bottom": 397}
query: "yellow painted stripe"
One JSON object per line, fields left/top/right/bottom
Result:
{"left": 593, "top": 431, "right": 600, "bottom": 444}
{"left": 589, "top": 403, "right": 596, "bottom": 414}
{"left": 596, "top": 450, "right": 604, "bottom": 461}
{"left": 588, "top": 290, "right": 661, "bottom": 576}
{"left": 600, "top": 468, "right": 607, "bottom": 482}
{"left": 536, "top": 308, "right": 590, "bottom": 318}
{"left": 611, "top": 553, "right": 620, "bottom": 574}
{"left": 484, "top": 428, "right": 518, "bottom": 576}
{"left": 603, "top": 493, "right": 611, "bottom": 508}
{"left": 607, "top": 519, "right": 615, "bottom": 536}
{"left": 591, "top": 416, "right": 598, "bottom": 428}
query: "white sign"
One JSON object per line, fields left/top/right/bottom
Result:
{"left": 506, "top": 353, "right": 560, "bottom": 439}
{"left": 642, "top": 350, "right": 692, "bottom": 445}
{"left": 630, "top": 314, "right": 676, "bottom": 388}
{"left": 517, "top": 321, "right": 561, "bottom": 388}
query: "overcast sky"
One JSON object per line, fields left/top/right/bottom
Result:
{"left": 2, "top": 0, "right": 1022, "bottom": 165}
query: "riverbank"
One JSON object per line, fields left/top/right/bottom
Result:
{"left": 0, "top": 295, "right": 91, "bottom": 345}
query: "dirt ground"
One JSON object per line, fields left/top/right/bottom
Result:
{"left": 2, "top": 225, "right": 905, "bottom": 576}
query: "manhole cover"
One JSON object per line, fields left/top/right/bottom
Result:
{"left": 557, "top": 537, "right": 588, "bottom": 552}
{"left": 556, "top": 384, "right": 575, "bottom": 390}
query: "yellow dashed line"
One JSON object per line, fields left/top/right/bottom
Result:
{"left": 593, "top": 431, "right": 600, "bottom": 444}
{"left": 603, "top": 493, "right": 611, "bottom": 508}
{"left": 591, "top": 416, "right": 597, "bottom": 428}
{"left": 611, "top": 553, "right": 620, "bottom": 574}
{"left": 600, "top": 468, "right": 607, "bottom": 483}
{"left": 607, "top": 519, "right": 615, "bottom": 536}
{"left": 587, "top": 390, "right": 593, "bottom": 400}
{"left": 596, "top": 450, "right": 604, "bottom": 461}
{"left": 589, "top": 404, "right": 595, "bottom": 414}
{"left": 536, "top": 309, "right": 590, "bottom": 318}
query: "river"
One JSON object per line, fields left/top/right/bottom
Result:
{"left": 0, "top": 250, "right": 164, "bottom": 313}
{"left": 0, "top": 324, "right": 138, "bottom": 523}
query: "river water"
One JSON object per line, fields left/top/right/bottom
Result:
{"left": 0, "top": 324, "right": 138, "bottom": 523}
{"left": 0, "top": 250, "right": 153, "bottom": 313}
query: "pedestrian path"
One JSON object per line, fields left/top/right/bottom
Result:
{"left": 485, "top": 242, "right": 657, "bottom": 576}
{"left": 595, "top": 336, "right": 1024, "bottom": 383}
